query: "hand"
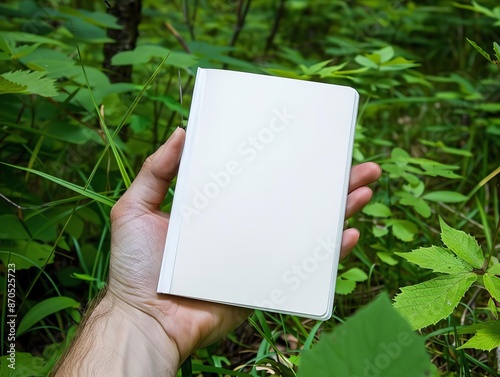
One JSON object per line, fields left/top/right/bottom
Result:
{"left": 55, "top": 127, "right": 381, "bottom": 376}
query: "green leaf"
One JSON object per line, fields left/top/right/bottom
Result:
{"left": 484, "top": 273, "right": 500, "bottom": 302}
{"left": 466, "top": 38, "right": 492, "bottom": 62}
{"left": 298, "top": 294, "right": 432, "bottom": 377}
{"left": 0, "top": 352, "right": 49, "bottom": 376}
{"left": 377, "top": 46, "right": 395, "bottom": 63}
{"left": 393, "top": 273, "right": 477, "bottom": 330}
{"left": 1, "top": 163, "right": 115, "bottom": 207}
{"left": 487, "top": 263, "right": 500, "bottom": 275}
{"left": 335, "top": 277, "right": 356, "bottom": 295}
{"left": 341, "top": 268, "right": 368, "bottom": 282}
{"left": 380, "top": 57, "right": 419, "bottom": 71}
{"left": 385, "top": 219, "right": 418, "bottom": 242}
{"left": 362, "top": 202, "right": 392, "bottom": 217}
{"left": 396, "top": 246, "right": 473, "bottom": 274}
{"left": 488, "top": 298, "right": 499, "bottom": 319}
{"left": 0, "top": 242, "right": 54, "bottom": 270}
{"left": 0, "top": 70, "right": 57, "bottom": 97}
{"left": 457, "top": 321, "right": 500, "bottom": 351}
{"left": 373, "top": 226, "right": 389, "bottom": 238}
{"left": 18, "top": 296, "right": 80, "bottom": 336}
{"left": 494, "top": 42, "right": 500, "bottom": 61}
{"left": 355, "top": 54, "right": 379, "bottom": 69}
{"left": 397, "top": 195, "right": 431, "bottom": 218}
{"left": 0, "top": 76, "right": 27, "bottom": 94}
{"left": 377, "top": 251, "right": 399, "bottom": 266}
{"left": 0, "top": 214, "right": 30, "bottom": 239}
{"left": 299, "top": 59, "right": 332, "bottom": 75}
{"left": 111, "top": 46, "right": 197, "bottom": 68}
{"left": 422, "top": 191, "right": 468, "bottom": 203}
{"left": 439, "top": 217, "right": 484, "bottom": 269}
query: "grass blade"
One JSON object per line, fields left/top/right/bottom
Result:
{"left": 2, "top": 163, "right": 115, "bottom": 207}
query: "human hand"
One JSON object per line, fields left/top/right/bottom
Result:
{"left": 107, "top": 127, "right": 381, "bottom": 360}
{"left": 55, "top": 127, "right": 381, "bottom": 376}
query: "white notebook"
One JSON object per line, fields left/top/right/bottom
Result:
{"left": 157, "top": 68, "right": 358, "bottom": 320}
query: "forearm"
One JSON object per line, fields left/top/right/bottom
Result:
{"left": 53, "top": 293, "right": 180, "bottom": 377}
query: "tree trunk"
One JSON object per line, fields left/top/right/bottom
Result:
{"left": 103, "top": 0, "right": 142, "bottom": 83}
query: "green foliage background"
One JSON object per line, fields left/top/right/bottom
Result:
{"left": 0, "top": 0, "right": 499, "bottom": 376}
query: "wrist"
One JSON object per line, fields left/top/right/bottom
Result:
{"left": 55, "top": 293, "right": 180, "bottom": 377}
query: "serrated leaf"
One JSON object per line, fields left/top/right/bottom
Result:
{"left": 457, "top": 320, "right": 500, "bottom": 351}
{"left": 393, "top": 273, "right": 477, "bottom": 330}
{"left": 396, "top": 246, "right": 473, "bottom": 274}
{"left": 335, "top": 277, "right": 356, "bottom": 295}
{"left": 484, "top": 273, "right": 500, "bottom": 302}
{"left": 362, "top": 202, "right": 392, "bottom": 217}
{"left": 299, "top": 294, "right": 433, "bottom": 377}
{"left": 439, "top": 217, "right": 484, "bottom": 269}
{"left": 0, "top": 70, "right": 57, "bottom": 97}
{"left": 0, "top": 76, "right": 27, "bottom": 94}
{"left": 422, "top": 191, "right": 468, "bottom": 203}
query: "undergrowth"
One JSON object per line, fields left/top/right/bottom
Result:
{"left": 0, "top": 0, "right": 499, "bottom": 376}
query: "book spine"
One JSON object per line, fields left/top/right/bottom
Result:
{"left": 157, "top": 68, "right": 208, "bottom": 293}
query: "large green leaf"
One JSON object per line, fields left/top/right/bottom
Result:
{"left": 298, "top": 294, "right": 433, "bottom": 377}
{"left": 393, "top": 273, "right": 477, "bottom": 330}
{"left": 0, "top": 70, "right": 57, "bottom": 96}
{"left": 396, "top": 246, "right": 473, "bottom": 274}
{"left": 18, "top": 296, "right": 80, "bottom": 336}
{"left": 439, "top": 217, "right": 484, "bottom": 269}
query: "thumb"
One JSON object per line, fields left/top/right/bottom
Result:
{"left": 119, "top": 127, "right": 186, "bottom": 213}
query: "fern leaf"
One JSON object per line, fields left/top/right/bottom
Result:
{"left": 0, "top": 70, "right": 58, "bottom": 97}
{"left": 393, "top": 273, "right": 477, "bottom": 330}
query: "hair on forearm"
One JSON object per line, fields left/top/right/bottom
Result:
{"left": 50, "top": 286, "right": 110, "bottom": 376}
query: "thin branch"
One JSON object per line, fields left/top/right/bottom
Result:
{"left": 224, "top": 0, "right": 252, "bottom": 69}
{"left": 229, "top": 0, "right": 252, "bottom": 48}
{"left": 182, "top": 0, "right": 195, "bottom": 40}
{"left": 265, "top": 0, "right": 286, "bottom": 53}
{"left": 165, "top": 22, "right": 191, "bottom": 54}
